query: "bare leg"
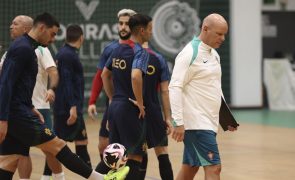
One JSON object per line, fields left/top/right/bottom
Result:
{"left": 204, "top": 164, "right": 221, "bottom": 180}
{"left": 154, "top": 146, "right": 167, "bottom": 156}
{"left": 42, "top": 151, "right": 63, "bottom": 174}
{"left": 176, "top": 164, "right": 199, "bottom": 180}
{"left": 38, "top": 137, "right": 65, "bottom": 177}
{"left": 36, "top": 137, "right": 66, "bottom": 156}
{"left": 0, "top": 155, "right": 21, "bottom": 174}
{"left": 17, "top": 155, "right": 32, "bottom": 179}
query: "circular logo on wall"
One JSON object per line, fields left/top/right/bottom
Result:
{"left": 150, "top": 0, "right": 200, "bottom": 58}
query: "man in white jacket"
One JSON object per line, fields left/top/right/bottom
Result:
{"left": 169, "top": 13, "right": 237, "bottom": 180}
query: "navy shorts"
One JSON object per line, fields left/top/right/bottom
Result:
{"left": 54, "top": 114, "right": 88, "bottom": 142}
{"left": 99, "top": 105, "right": 109, "bottom": 138}
{"left": 0, "top": 135, "right": 30, "bottom": 156}
{"left": 183, "top": 130, "right": 221, "bottom": 167}
{"left": 108, "top": 99, "right": 146, "bottom": 155}
{"left": 145, "top": 104, "right": 168, "bottom": 148}
{"left": 0, "top": 114, "right": 55, "bottom": 156}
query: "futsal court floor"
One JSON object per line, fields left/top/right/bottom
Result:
{"left": 13, "top": 109, "right": 295, "bottom": 179}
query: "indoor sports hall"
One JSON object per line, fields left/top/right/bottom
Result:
{"left": 0, "top": 0, "right": 294, "bottom": 179}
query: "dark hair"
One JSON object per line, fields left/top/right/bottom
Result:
{"left": 33, "top": 12, "right": 59, "bottom": 28}
{"left": 66, "top": 24, "right": 83, "bottom": 43}
{"left": 128, "top": 14, "right": 152, "bottom": 34}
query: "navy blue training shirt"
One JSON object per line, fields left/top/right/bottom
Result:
{"left": 105, "top": 40, "right": 149, "bottom": 100}
{"left": 97, "top": 40, "right": 120, "bottom": 106}
{"left": 0, "top": 34, "right": 39, "bottom": 120}
{"left": 54, "top": 44, "right": 84, "bottom": 115}
{"left": 144, "top": 48, "right": 170, "bottom": 106}
{"left": 97, "top": 40, "right": 119, "bottom": 70}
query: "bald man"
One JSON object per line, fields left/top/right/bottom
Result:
{"left": 0, "top": 15, "right": 33, "bottom": 73}
{"left": 169, "top": 13, "right": 237, "bottom": 180}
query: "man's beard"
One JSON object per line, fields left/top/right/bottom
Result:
{"left": 119, "top": 31, "right": 131, "bottom": 40}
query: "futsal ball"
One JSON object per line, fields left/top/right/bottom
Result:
{"left": 103, "top": 143, "right": 128, "bottom": 170}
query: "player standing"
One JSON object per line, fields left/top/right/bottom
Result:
{"left": 101, "top": 14, "right": 152, "bottom": 180}
{"left": 139, "top": 42, "right": 174, "bottom": 180}
{"left": 54, "top": 24, "right": 91, "bottom": 168}
{"left": 88, "top": 9, "right": 136, "bottom": 174}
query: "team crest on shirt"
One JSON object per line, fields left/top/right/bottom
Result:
{"left": 44, "top": 128, "right": 52, "bottom": 136}
{"left": 147, "top": 65, "right": 155, "bottom": 75}
{"left": 208, "top": 151, "right": 214, "bottom": 160}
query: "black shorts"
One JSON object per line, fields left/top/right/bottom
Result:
{"left": 108, "top": 99, "right": 146, "bottom": 155}
{"left": 54, "top": 114, "right": 88, "bottom": 142}
{"left": 145, "top": 104, "right": 168, "bottom": 148}
{"left": 0, "top": 114, "right": 55, "bottom": 156}
{"left": 99, "top": 105, "right": 109, "bottom": 138}
{"left": 0, "top": 135, "right": 30, "bottom": 156}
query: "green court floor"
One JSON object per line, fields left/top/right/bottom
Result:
{"left": 232, "top": 109, "right": 295, "bottom": 128}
